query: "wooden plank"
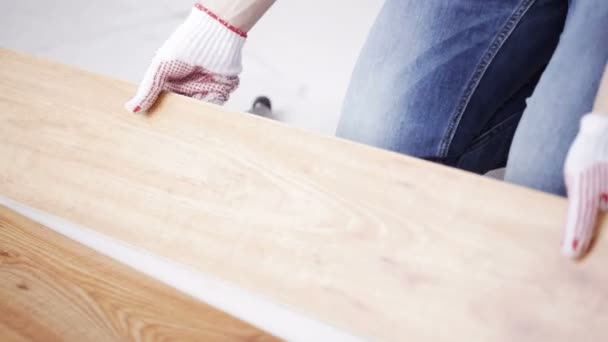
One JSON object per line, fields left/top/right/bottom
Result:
{"left": 0, "top": 195, "right": 353, "bottom": 341}
{"left": 0, "top": 205, "right": 277, "bottom": 341}
{"left": 0, "top": 48, "right": 607, "bottom": 341}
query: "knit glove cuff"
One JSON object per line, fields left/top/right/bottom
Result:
{"left": 565, "top": 112, "right": 608, "bottom": 173}
{"left": 156, "top": 4, "right": 247, "bottom": 75}
{"left": 579, "top": 112, "right": 608, "bottom": 136}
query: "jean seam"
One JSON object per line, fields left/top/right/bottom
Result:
{"left": 437, "top": 0, "right": 537, "bottom": 158}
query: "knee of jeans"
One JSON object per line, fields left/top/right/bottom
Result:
{"left": 337, "top": 58, "right": 451, "bottom": 160}
{"left": 336, "top": 65, "right": 424, "bottom": 155}
{"left": 337, "top": 103, "right": 448, "bottom": 161}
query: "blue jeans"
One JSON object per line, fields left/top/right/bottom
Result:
{"left": 337, "top": 0, "right": 608, "bottom": 196}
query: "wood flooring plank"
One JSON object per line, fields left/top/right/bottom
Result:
{"left": 1, "top": 48, "right": 607, "bottom": 341}
{"left": 0, "top": 205, "right": 277, "bottom": 341}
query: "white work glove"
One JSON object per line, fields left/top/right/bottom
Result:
{"left": 125, "top": 3, "right": 246, "bottom": 113}
{"left": 562, "top": 112, "right": 608, "bottom": 258}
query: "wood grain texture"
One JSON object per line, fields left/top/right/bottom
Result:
{"left": 0, "top": 205, "right": 277, "bottom": 342}
{"left": 1, "top": 48, "right": 607, "bottom": 341}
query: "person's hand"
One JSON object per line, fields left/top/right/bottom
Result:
{"left": 562, "top": 65, "right": 608, "bottom": 259}
{"left": 562, "top": 113, "right": 608, "bottom": 258}
{"left": 125, "top": 3, "right": 246, "bottom": 113}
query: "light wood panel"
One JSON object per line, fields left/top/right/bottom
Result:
{"left": 1, "top": 48, "right": 607, "bottom": 341}
{"left": 0, "top": 205, "right": 277, "bottom": 341}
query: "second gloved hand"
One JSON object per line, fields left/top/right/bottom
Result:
{"left": 125, "top": 3, "right": 246, "bottom": 113}
{"left": 563, "top": 113, "right": 608, "bottom": 258}
{"left": 562, "top": 64, "right": 608, "bottom": 259}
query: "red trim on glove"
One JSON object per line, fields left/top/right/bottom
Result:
{"left": 195, "top": 3, "right": 248, "bottom": 38}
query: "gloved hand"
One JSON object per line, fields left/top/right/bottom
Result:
{"left": 562, "top": 113, "right": 608, "bottom": 258}
{"left": 125, "top": 3, "right": 246, "bottom": 113}
{"left": 562, "top": 64, "right": 608, "bottom": 259}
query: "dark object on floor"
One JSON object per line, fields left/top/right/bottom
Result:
{"left": 248, "top": 96, "right": 272, "bottom": 117}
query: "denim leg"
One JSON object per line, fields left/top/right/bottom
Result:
{"left": 337, "top": 0, "right": 567, "bottom": 173}
{"left": 504, "top": 0, "right": 608, "bottom": 196}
